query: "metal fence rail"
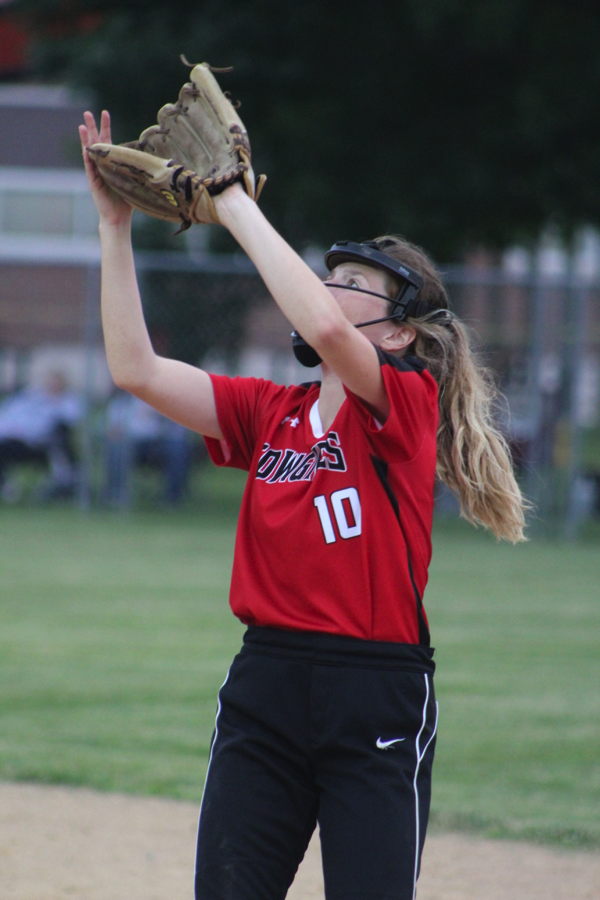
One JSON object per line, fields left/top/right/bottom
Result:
{"left": 0, "top": 248, "right": 598, "bottom": 534}
{"left": 443, "top": 266, "right": 599, "bottom": 535}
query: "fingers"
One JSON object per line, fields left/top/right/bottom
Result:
{"left": 79, "top": 118, "right": 102, "bottom": 187}
{"left": 79, "top": 125, "right": 94, "bottom": 175}
{"left": 81, "top": 109, "right": 112, "bottom": 146}
{"left": 80, "top": 109, "right": 112, "bottom": 181}
{"left": 99, "top": 109, "right": 112, "bottom": 144}
{"left": 82, "top": 110, "right": 99, "bottom": 145}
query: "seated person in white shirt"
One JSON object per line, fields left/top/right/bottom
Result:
{"left": 0, "top": 370, "right": 82, "bottom": 501}
{"left": 104, "top": 390, "right": 192, "bottom": 506}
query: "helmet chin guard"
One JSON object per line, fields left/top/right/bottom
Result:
{"left": 291, "top": 331, "right": 322, "bottom": 367}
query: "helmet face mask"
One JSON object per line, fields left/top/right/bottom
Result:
{"left": 324, "top": 241, "right": 428, "bottom": 323}
{"left": 292, "top": 239, "right": 451, "bottom": 368}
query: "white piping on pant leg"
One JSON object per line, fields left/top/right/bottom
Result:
{"left": 195, "top": 668, "right": 231, "bottom": 873}
{"left": 411, "top": 674, "right": 429, "bottom": 900}
{"left": 411, "top": 674, "right": 438, "bottom": 900}
{"left": 421, "top": 701, "right": 439, "bottom": 762}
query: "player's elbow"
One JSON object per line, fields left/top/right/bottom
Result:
{"left": 111, "top": 369, "right": 141, "bottom": 394}
{"left": 108, "top": 354, "right": 155, "bottom": 395}
{"left": 110, "top": 373, "right": 141, "bottom": 398}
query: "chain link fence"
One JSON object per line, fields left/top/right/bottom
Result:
{"left": 0, "top": 246, "right": 598, "bottom": 534}
{"left": 443, "top": 267, "right": 600, "bottom": 536}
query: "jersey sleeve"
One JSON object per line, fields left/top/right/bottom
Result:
{"left": 204, "top": 374, "right": 288, "bottom": 471}
{"left": 343, "top": 349, "right": 439, "bottom": 463}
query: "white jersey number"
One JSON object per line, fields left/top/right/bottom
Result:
{"left": 314, "top": 488, "right": 362, "bottom": 544}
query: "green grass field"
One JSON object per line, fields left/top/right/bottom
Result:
{"left": 0, "top": 474, "right": 598, "bottom": 848}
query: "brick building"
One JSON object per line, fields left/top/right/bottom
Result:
{"left": 0, "top": 83, "right": 107, "bottom": 393}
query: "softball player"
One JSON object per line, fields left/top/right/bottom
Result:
{"left": 80, "top": 111, "right": 526, "bottom": 900}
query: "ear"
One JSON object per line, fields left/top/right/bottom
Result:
{"left": 380, "top": 324, "right": 416, "bottom": 354}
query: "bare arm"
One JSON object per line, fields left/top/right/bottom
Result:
{"left": 213, "top": 185, "right": 390, "bottom": 416}
{"left": 80, "top": 111, "right": 222, "bottom": 439}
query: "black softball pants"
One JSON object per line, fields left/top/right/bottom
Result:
{"left": 195, "top": 626, "right": 437, "bottom": 900}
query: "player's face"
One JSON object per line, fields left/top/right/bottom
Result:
{"left": 324, "top": 263, "right": 391, "bottom": 328}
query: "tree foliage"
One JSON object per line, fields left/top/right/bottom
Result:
{"left": 14, "top": 0, "right": 600, "bottom": 258}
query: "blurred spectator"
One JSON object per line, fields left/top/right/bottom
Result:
{"left": 0, "top": 370, "right": 82, "bottom": 502}
{"left": 105, "top": 391, "right": 192, "bottom": 507}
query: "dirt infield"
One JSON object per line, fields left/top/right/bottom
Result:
{"left": 0, "top": 782, "right": 598, "bottom": 900}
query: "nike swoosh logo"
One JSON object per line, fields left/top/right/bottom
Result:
{"left": 376, "top": 737, "right": 406, "bottom": 750}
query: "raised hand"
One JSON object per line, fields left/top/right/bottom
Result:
{"left": 79, "top": 110, "right": 133, "bottom": 226}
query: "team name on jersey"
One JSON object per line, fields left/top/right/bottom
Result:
{"left": 256, "top": 431, "right": 347, "bottom": 483}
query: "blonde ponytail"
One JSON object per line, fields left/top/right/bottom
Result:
{"left": 373, "top": 235, "right": 528, "bottom": 542}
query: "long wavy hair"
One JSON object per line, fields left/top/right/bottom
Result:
{"left": 371, "top": 235, "right": 527, "bottom": 543}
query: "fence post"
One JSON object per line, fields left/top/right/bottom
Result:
{"left": 525, "top": 271, "right": 550, "bottom": 529}
{"left": 78, "top": 264, "right": 101, "bottom": 511}
{"left": 563, "top": 277, "right": 589, "bottom": 539}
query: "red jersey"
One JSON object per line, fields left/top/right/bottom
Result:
{"left": 204, "top": 350, "right": 438, "bottom": 644}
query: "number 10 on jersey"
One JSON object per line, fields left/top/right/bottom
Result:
{"left": 314, "top": 488, "right": 362, "bottom": 544}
